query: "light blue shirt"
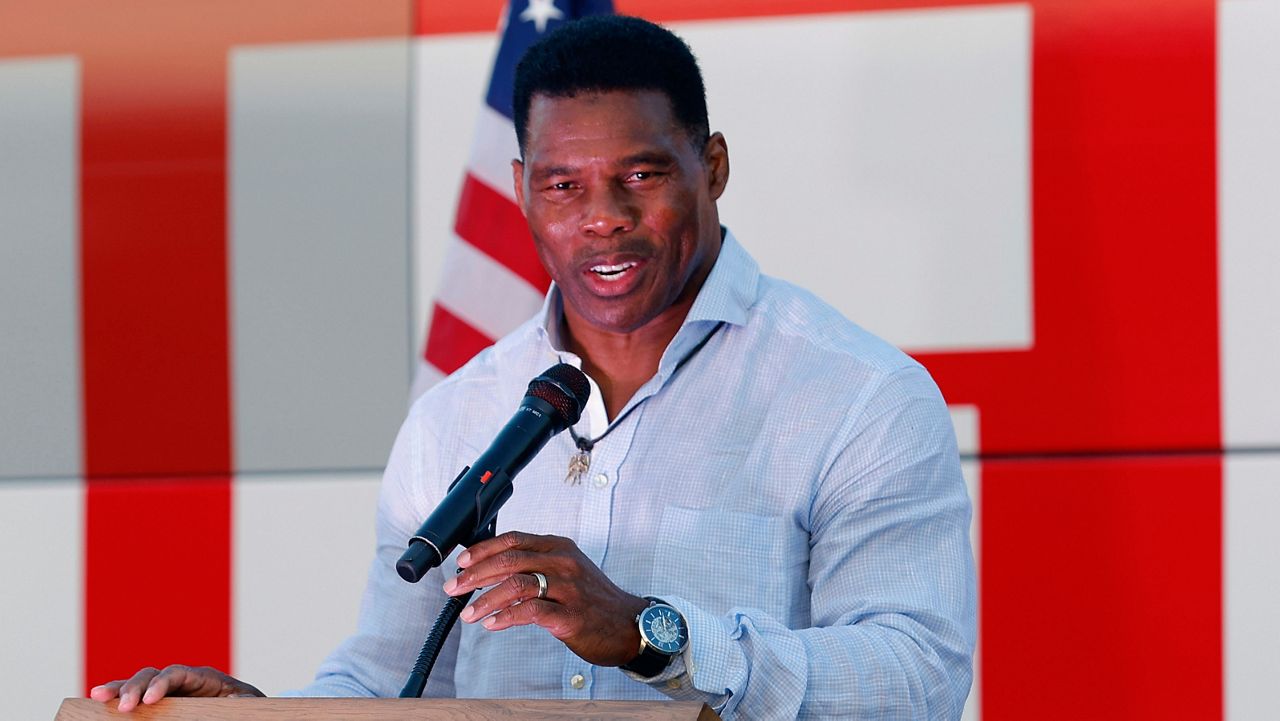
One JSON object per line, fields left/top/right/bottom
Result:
{"left": 296, "top": 230, "right": 976, "bottom": 719}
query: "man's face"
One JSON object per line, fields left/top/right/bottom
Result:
{"left": 514, "top": 90, "right": 728, "bottom": 337}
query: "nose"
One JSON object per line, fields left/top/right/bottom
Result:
{"left": 579, "top": 183, "right": 636, "bottom": 238}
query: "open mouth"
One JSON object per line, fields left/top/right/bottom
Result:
{"left": 589, "top": 261, "right": 638, "bottom": 281}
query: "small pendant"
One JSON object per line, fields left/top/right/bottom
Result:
{"left": 565, "top": 448, "right": 592, "bottom": 485}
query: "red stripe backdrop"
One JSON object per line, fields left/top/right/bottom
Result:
{"left": 913, "top": 1, "right": 1222, "bottom": 717}
{"left": 78, "top": 7, "right": 235, "bottom": 690}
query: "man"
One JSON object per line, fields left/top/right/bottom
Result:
{"left": 91, "top": 15, "right": 975, "bottom": 719}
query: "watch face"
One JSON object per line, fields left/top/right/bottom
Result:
{"left": 640, "top": 604, "right": 688, "bottom": 655}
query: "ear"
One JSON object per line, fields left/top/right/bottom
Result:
{"left": 703, "top": 132, "right": 730, "bottom": 201}
{"left": 512, "top": 158, "right": 527, "bottom": 216}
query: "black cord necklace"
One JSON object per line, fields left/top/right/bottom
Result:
{"left": 563, "top": 321, "right": 725, "bottom": 485}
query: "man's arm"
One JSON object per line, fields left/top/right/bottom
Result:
{"left": 635, "top": 368, "right": 975, "bottom": 719}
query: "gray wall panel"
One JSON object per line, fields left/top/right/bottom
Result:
{"left": 0, "top": 57, "right": 82, "bottom": 479}
{"left": 231, "top": 39, "right": 411, "bottom": 472}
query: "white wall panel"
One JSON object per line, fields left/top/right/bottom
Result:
{"left": 412, "top": 33, "right": 501, "bottom": 356}
{"left": 0, "top": 480, "right": 83, "bottom": 718}
{"left": 957, "top": 406, "right": 980, "bottom": 721}
{"left": 0, "top": 56, "right": 81, "bottom": 479}
{"left": 681, "top": 6, "right": 1031, "bottom": 354}
{"left": 233, "top": 473, "right": 381, "bottom": 694}
{"left": 230, "top": 39, "right": 412, "bottom": 472}
{"left": 1225, "top": 454, "right": 1280, "bottom": 721}
{"left": 1220, "top": 0, "right": 1280, "bottom": 449}
{"left": 960, "top": 456, "right": 981, "bottom": 721}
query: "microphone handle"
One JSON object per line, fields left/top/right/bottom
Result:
{"left": 396, "top": 395, "right": 564, "bottom": 582}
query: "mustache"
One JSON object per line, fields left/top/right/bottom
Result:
{"left": 571, "top": 238, "right": 654, "bottom": 266}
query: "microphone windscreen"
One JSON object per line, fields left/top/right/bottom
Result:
{"left": 526, "top": 363, "right": 590, "bottom": 425}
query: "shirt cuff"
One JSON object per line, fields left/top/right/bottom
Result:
{"left": 620, "top": 595, "right": 746, "bottom": 716}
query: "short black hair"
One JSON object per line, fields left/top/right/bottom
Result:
{"left": 513, "top": 15, "right": 710, "bottom": 156}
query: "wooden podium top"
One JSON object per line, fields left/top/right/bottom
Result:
{"left": 56, "top": 698, "right": 720, "bottom": 720}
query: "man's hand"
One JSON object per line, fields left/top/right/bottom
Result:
{"left": 89, "top": 665, "right": 263, "bottom": 712}
{"left": 444, "top": 531, "right": 649, "bottom": 667}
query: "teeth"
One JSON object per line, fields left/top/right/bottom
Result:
{"left": 590, "top": 262, "right": 636, "bottom": 278}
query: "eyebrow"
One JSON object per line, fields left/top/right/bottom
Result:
{"left": 529, "top": 151, "right": 679, "bottom": 182}
{"left": 619, "top": 151, "right": 677, "bottom": 167}
{"left": 530, "top": 165, "right": 578, "bottom": 181}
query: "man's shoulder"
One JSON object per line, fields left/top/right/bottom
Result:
{"left": 747, "top": 273, "right": 926, "bottom": 384}
{"left": 406, "top": 316, "right": 547, "bottom": 432}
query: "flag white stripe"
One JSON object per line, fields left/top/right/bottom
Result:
{"left": 434, "top": 236, "right": 547, "bottom": 341}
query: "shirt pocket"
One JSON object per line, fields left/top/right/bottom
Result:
{"left": 654, "top": 505, "right": 808, "bottom": 621}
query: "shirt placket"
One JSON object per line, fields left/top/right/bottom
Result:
{"left": 559, "top": 402, "right": 645, "bottom": 699}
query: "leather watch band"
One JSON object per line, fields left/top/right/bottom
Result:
{"left": 621, "top": 641, "right": 673, "bottom": 678}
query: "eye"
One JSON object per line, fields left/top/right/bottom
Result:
{"left": 628, "top": 170, "right": 663, "bottom": 183}
{"left": 541, "top": 180, "right": 580, "bottom": 197}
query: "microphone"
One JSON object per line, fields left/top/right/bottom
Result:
{"left": 396, "top": 363, "right": 591, "bottom": 583}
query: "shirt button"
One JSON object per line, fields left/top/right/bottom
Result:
{"left": 570, "top": 673, "right": 586, "bottom": 689}
{"left": 667, "top": 678, "right": 683, "bottom": 690}
{"left": 593, "top": 473, "right": 609, "bottom": 488}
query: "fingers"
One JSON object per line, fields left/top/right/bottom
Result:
{"left": 89, "top": 664, "right": 260, "bottom": 712}
{"left": 460, "top": 572, "right": 545, "bottom": 622}
{"left": 449, "top": 549, "right": 549, "bottom": 594}
{"left": 93, "top": 666, "right": 160, "bottom": 712}
{"left": 457, "top": 531, "right": 564, "bottom": 569}
{"left": 140, "top": 665, "right": 192, "bottom": 705}
{"left": 447, "top": 532, "right": 576, "bottom": 597}
{"left": 477, "top": 597, "right": 577, "bottom": 637}
{"left": 88, "top": 680, "right": 124, "bottom": 702}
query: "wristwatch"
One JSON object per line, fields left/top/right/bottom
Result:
{"left": 620, "top": 597, "right": 689, "bottom": 678}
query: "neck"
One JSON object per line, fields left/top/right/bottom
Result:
{"left": 560, "top": 228, "right": 724, "bottom": 420}
{"left": 563, "top": 307, "right": 686, "bottom": 421}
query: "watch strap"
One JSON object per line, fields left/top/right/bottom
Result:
{"left": 621, "top": 642, "right": 672, "bottom": 677}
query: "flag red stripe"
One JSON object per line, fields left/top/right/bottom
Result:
{"left": 78, "top": 30, "right": 232, "bottom": 690}
{"left": 425, "top": 304, "right": 498, "bottom": 375}
{"left": 454, "top": 174, "right": 552, "bottom": 293}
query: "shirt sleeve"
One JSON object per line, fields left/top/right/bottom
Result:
{"left": 282, "top": 411, "right": 461, "bottom": 699}
{"left": 624, "top": 366, "right": 977, "bottom": 720}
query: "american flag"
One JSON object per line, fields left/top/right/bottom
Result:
{"left": 414, "top": 0, "right": 615, "bottom": 398}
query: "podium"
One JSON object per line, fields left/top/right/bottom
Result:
{"left": 55, "top": 698, "right": 720, "bottom": 720}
